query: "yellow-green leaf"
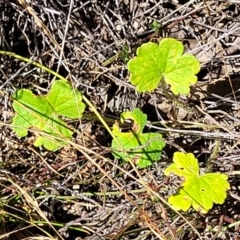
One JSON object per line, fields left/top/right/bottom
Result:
{"left": 164, "top": 152, "right": 230, "bottom": 213}
{"left": 12, "top": 80, "right": 85, "bottom": 151}
{"left": 111, "top": 108, "right": 165, "bottom": 168}
{"left": 128, "top": 38, "right": 200, "bottom": 95}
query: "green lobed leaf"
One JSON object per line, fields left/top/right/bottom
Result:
{"left": 168, "top": 189, "right": 192, "bottom": 212}
{"left": 12, "top": 80, "right": 85, "bottom": 151}
{"left": 111, "top": 108, "right": 165, "bottom": 168}
{"left": 164, "top": 152, "right": 230, "bottom": 213}
{"left": 46, "top": 80, "right": 84, "bottom": 118}
{"left": 128, "top": 38, "right": 200, "bottom": 95}
{"left": 164, "top": 152, "right": 199, "bottom": 180}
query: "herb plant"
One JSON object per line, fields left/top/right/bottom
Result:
{"left": 151, "top": 20, "right": 161, "bottom": 32}
{"left": 111, "top": 108, "right": 165, "bottom": 168}
{"left": 12, "top": 80, "right": 85, "bottom": 151}
{"left": 7, "top": 37, "right": 231, "bottom": 214}
{"left": 164, "top": 152, "right": 230, "bottom": 213}
{"left": 127, "top": 38, "right": 200, "bottom": 95}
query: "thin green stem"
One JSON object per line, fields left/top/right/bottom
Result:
{"left": 0, "top": 50, "right": 117, "bottom": 140}
{"left": 160, "top": 78, "right": 197, "bottom": 114}
{"left": 0, "top": 51, "right": 65, "bottom": 81}
{"left": 160, "top": 77, "right": 174, "bottom": 100}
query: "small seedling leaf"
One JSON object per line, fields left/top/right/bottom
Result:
{"left": 164, "top": 152, "right": 230, "bottom": 213}
{"left": 12, "top": 80, "right": 85, "bottom": 151}
{"left": 128, "top": 38, "right": 200, "bottom": 95}
{"left": 111, "top": 108, "right": 165, "bottom": 168}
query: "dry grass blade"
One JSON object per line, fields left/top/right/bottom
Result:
{"left": 2, "top": 0, "right": 240, "bottom": 239}
{"left": 16, "top": 0, "right": 61, "bottom": 51}
{"left": 0, "top": 175, "right": 63, "bottom": 239}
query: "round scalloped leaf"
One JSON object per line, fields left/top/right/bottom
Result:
{"left": 111, "top": 108, "right": 165, "bottom": 168}
{"left": 112, "top": 132, "right": 165, "bottom": 168}
{"left": 128, "top": 38, "right": 200, "bottom": 95}
{"left": 12, "top": 80, "right": 85, "bottom": 151}
{"left": 164, "top": 152, "right": 230, "bottom": 213}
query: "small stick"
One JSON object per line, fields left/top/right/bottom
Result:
{"left": 164, "top": 5, "right": 206, "bottom": 30}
